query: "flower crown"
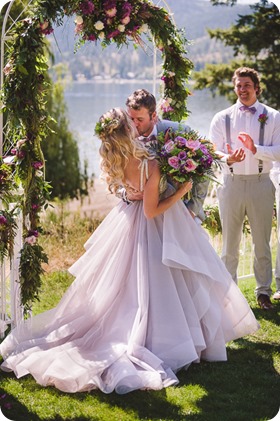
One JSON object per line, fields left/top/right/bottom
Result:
{"left": 95, "top": 117, "right": 120, "bottom": 138}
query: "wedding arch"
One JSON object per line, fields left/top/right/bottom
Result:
{"left": 0, "top": 0, "right": 193, "bottom": 331}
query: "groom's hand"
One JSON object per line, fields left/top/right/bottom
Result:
{"left": 126, "top": 190, "right": 144, "bottom": 201}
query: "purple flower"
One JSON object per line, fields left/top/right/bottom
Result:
{"left": 0, "top": 215, "right": 8, "bottom": 225}
{"left": 80, "top": 1, "right": 94, "bottom": 15}
{"left": 200, "top": 145, "right": 208, "bottom": 154}
{"left": 28, "top": 229, "right": 39, "bottom": 237}
{"left": 178, "top": 151, "right": 187, "bottom": 160}
{"left": 87, "top": 34, "right": 97, "bottom": 41}
{"left": 17, "top": 150, "right": 26, "bottom": 159}
{"left": 31, "top": 204, "right": 40, "bottom": 211}
{"left": 122, "top": 2, "right": 133, "bottom": 18}
{"left": 107, "top": 30, "right": 120, "bottom": 39}
{"left": 258, "top": 113, "right": 268, "bottom": 125}
{"left": 104, "top": 0, "right": 116, "bottom": 9}
{"left": 174, "top": 136, "right": 187, "bottom": 147}
{"left": 168, "top": 156, "right": 180, "bottom": 169}
{"left": 32, "top": 161, "right": 43, "bottom": 169}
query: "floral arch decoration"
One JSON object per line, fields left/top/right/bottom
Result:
{"left": 0, "top": 0, "right": 193, "bottom": 313}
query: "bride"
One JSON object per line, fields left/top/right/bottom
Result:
{"left": 0, "top": 108, "right": 259, "bottom": 394}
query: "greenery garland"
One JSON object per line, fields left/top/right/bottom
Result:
{"left": 0, "top": 0, "right": 193, "bottom": 312}
{"left": 202, "top": 203, "right": 277, "bottom": 238}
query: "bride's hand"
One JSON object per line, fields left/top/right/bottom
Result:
{"left": 178, "top": 180, "right": 193, "bottom": 198}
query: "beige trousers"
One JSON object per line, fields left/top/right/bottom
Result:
{"left": 217, "top": 173, "right": 275, "bottom": 297}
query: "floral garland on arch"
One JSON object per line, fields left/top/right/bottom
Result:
{"left": 0, "top": 0, "right": 193, "bottom": 313}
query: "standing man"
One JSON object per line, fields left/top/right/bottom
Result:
{"left": 270, "top": 162, "right": 280, "bottom": 301}
{"left": 209, "top": 67, "right": 280, "bottom": 310}
{"left": 125, "top": 89, "right": 209, "bottom": 221}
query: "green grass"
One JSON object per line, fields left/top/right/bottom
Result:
{"left": 0, "top": 210, "right": 279, "bottom": 421}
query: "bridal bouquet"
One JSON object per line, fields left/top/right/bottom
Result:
{"left": 152, "top": 128, "right": 221, "bottom": 185}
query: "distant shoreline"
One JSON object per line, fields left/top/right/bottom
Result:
{"left": 72, "top": 78, "right": 157, "bottom": 84}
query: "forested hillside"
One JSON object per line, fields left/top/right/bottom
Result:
{"left": 50, "top": 0, "right": 251, "bottom": 81}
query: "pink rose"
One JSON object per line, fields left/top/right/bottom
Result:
{"left": 168, "top": 156, "right": 180, "bottom": 169}
{"left": 164, "top": 140, "right": 175, "bottom": 152}
{"left": 25, "top": 235, "right": 37, "bottom": 245}
{"left": 186, "top": 140, "right": 201, "bottom": 150}
{"left": 184, "top": 159, "right": 198, "bottom": 172}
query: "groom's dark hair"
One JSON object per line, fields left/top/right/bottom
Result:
{"left": 126, "top": 89, "right": 156, "bottom": 117}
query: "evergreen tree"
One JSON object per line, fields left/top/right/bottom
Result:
{"left": 193, "top": 1, "right": 280, "bottom": 108}
{"left": 42, "top": 77, "right": 88, "bottom": 200}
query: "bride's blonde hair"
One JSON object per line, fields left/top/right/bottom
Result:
{"left": 95, "top": 108, "right": 151, "bottom": 195}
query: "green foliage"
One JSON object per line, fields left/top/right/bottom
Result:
{"left": 19, "top": 242, "right": 48, "bottom": 314}
{"left": 193, "top": 1, "right": 280, "bottom": 109}
{"left": 0, "top": 160, "right": 18, "bottom": 206}
{"left": 202, "top": 203, "right": 255, "bottom": 237}
{"left": 0, "top": 208, "right": 18, "bottom": 263}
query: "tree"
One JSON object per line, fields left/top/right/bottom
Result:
{"left": 193, "top": 1, "right": 280, "bottom": 108}
{"left": 42, "top": 76, "right": 88, "bottom": 200}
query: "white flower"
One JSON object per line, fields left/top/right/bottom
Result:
{"left": 75, "top": 16, "right": 83, "bottom": 25}
{"left": 94, "top": 20, "right": 105, "bottom": 31}
{"left": 99, "top": 31, "right": 105, "bottom": 40}
{"left": 139, "top": 24, "right": 149, "bottom": 33}
{"left": 118, "top": 24, "right": 126, "bottom": 33}
{"left": 35, "top": 170, "right": 43, "bottom": 177}
{"left": 168, "top": 72, "right": 176, "bottom": 77}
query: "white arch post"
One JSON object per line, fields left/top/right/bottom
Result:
{"left": 0, "top": 0, "right": 34, "bottom": 336}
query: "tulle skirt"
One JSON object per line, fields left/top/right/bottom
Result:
{"left": 0, "top": 200, "right": 259, "bottom": 394}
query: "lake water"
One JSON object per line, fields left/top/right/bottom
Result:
{"left": 64, "top": 81, "right": 230, "bottom": 177}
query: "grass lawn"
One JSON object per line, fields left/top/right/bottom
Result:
{"left": 0, "top": 210, "right": 279, "bottom": 421}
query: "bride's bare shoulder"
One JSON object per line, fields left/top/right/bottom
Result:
{"left": 148, "top": 158, "right": 159, "bottom": 174}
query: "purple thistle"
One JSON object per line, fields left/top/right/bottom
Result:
{"left": 122, "top": 2, "right": 133, "bottom": 17}
{"left": 107, "top": 30, "right": 120, "bottom": 38}
{"left": 80, "top": 1, "right": 95, "bottom": 15}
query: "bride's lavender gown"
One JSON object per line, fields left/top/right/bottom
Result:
{"left": 0, "top": 161, "right": 259, "bottom": 394}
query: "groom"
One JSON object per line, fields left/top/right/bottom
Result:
{"left": 125, "top": 88, "right": 209, "bottom": 221}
